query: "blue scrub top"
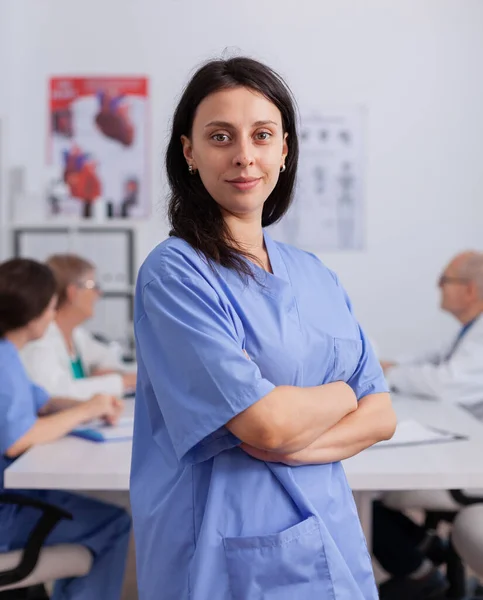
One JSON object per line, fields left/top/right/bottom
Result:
{"left": 131, "top": 231, "right": 388, "bottom": 600}
{"left": 0, "top": 339, "right": 50, "bottom": 547}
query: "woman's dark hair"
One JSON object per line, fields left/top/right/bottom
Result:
{"left": 0, "top": 258, "right": 57, "bottom": 337}
{"left": 166, "top": 57, "right": 299, "bottom": 276}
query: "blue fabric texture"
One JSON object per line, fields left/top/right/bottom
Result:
{"left": 131, "top": 231, "right": 388, "bottom": 600}
{"left": 0, "top": 339, "right": 131, "bottom": 598}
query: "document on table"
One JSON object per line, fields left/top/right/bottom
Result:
{"left": 70, "top": 416, "right": 134, "bottom": 443}
{"left": 372, "top": 419, "right": 466, "bottom": 449}
{"left": 459, "top": 400, "right": 483, "bottom": 423}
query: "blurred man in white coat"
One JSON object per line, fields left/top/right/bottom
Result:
{"left": 382, "top": 251, "right": 483, "bottom": 404}
{"left": 376, "top": 251, "right": 483, "bottom": 600}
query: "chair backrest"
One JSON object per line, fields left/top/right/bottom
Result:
{"left": 0, "top": 545, "right": 92, "bottom": 592}
{"left": 0, "top": 492, "right": 74, "bottom": 588}
{"left": 452, "top": 504, "right": 483, "bottom": 578}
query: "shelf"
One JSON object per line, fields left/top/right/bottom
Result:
{"left": 9, "top": 220, "right": 142, "bottom": 230}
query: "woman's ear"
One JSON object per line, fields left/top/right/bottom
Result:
{"left": 181, "top": 135, "right": 195, "bottom": 168}
{"left": 282, "top": 132, "right": 289, "bottom": 164}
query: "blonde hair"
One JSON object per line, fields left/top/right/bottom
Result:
{"left": 46, "top": 254, "right": 94, "bottom": 308}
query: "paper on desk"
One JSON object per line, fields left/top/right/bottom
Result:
{"left": 373, "top": 419, "right": 466, "bottom": 449}
{"left": 71, "top": 416, "right": 134, "bottom": 442}
{"left": 97, "top": 418, "right": 134, "bottom": 440}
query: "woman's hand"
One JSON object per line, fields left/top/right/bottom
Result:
{"left": 240, "top": 443, "right": 303, "bottom": 466}
{"left": 85, "top": 394, "right": 124, "bottom": 426}
{"left": 241, "top": 393, "right": 396, "bottom": 466}
{"left": 122, "top": 372, "right": 137, "bottom": 391}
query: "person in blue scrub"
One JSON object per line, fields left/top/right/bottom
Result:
{"left": 131, "top": 57, "right": 397, "bottom": 600}
{"left": 0, "top": 258, "right": 131, "bottom": 600}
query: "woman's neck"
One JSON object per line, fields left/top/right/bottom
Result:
{"left": 5, "top": 329, "right": 30, "bottom": 351}
{"left": 222, "top": 211, "right": 272, "bottom": 271}
{"left": 223, "top": 212, "right": 264, "bottom": 251}
{"left": 55, "top": 309, "right": 81, "bottom": 353}
{"left": 225, "top": 213, "right": 267, "bottom": 257}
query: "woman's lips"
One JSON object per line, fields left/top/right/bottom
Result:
{"left": 226, "top": 178, "right": 261, "bottom": 191}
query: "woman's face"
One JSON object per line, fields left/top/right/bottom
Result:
{"left": 182, "top": 86, "right": 288, "bottom": 221}
{"left": 27, "top": 295, "right": 58, "bottom": 341}
{"left": 68, "top": 269, "right": 102, "bottom": 321}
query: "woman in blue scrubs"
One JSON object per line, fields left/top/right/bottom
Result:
{"left": 0, "top": 258, "right": 131, "bottom": 600}
{"left": 131, "top": 57, "right": 397, "bottom": 600}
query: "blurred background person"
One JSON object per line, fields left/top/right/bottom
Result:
{"left": 382, "top": 251, "right": 483, "bottom": 404}
{"left": 21, "top": 254, "right": 136, "bottom": 400}
{"left": 0, "top": 257, "right": 131, "bottom": 600}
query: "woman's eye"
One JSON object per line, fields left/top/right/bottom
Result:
{"left": 256, "top": 131, "right": 272, "bottom": 141}
{"left": 212, "top": 134, "right": 230, "bottom": 143}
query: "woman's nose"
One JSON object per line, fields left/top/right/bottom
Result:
{"left": 232, "top": 139, "right": 255, "bottom": 168}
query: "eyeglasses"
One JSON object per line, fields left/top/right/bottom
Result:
{"left": 76, "top": 279, "right": 102, "bottom": 292}
{"left": 438, "top": 275, "right": 470, "bottom": 288}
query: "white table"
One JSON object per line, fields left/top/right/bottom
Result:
{"left": 6, "top": 395, "right": 483, "bottom": 542}
{"left": 344, "top": 395, "right": 483, "bottom": 545}
{"left": 4, "top": 401, "right": 134, "bottom": 491}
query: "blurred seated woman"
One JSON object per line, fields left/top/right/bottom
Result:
{"left": 21, "top": 254, "right": 136, "bottom": 400}
{"left": 0, "top": 258, "right": 131, "bottom": 600}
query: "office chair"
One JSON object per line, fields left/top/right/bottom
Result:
{"left": 0, "top": 493, "right": 92, "bottom": 599}
{"left": 452, "top": 503, "right": 483, "bottom": 599}
{"left": 423, "top": 490, "right": 483, "bottom": 599}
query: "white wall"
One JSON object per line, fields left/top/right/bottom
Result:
{"left": 0, "top": 2, "right": 14, "bottom": 259}
{"left": 2, "top": 0, "right": 483, "bottom": 356}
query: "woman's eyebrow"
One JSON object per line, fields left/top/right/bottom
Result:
{"left": 204, "top": 120, "right": 279, "bottom": 129}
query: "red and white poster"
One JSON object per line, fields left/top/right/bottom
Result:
{"left": 48, "top": 76, "right": 149, "bottom": 219}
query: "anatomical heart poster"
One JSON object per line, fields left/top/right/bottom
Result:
{"left": 48, "top": 77, "right": 149, "bottom": 220}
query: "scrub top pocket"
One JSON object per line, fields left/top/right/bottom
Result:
{"left": 223, "top": 515, "right": 335, "bottom": 600}
{"left": 334, "top": 338, "right": 363, "bottom": 382}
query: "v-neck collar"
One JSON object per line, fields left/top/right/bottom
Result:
{"left": 262, "top": 229, "right": 290, "bottom": 284}
{"left": 213, "top": 230, "right": 291, "bottom": 291}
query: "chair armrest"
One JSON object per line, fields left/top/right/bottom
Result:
{"left": 449, "top": 490, "right": 483, "bottom": 506}
{"left": 0, "top": 493, "right": 72, "bottom": 587}
{"left": 0, "top": 493, "right": 71, "bottom": 519}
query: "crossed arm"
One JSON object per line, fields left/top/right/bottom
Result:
{"left": 226, "top": 381, "right": 396, "bottom": 466}
{"left": 240, "top": 391, "right": 395, "bottom": 466}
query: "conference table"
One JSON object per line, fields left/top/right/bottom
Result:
{"left": 6, "top": 395, "right": 483, "bottom": 547}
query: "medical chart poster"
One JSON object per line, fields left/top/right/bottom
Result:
{"left": 48, "top": 76, "right": 149, "bottom": 220}
{"left": 270, "top": 108, "right": 365, "bottom": 252}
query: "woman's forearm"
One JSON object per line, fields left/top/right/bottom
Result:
{"left": 39, "top": 396, "right": 82, "bottom": 415}
{"left": 227, "top": 381, "right": 358, "bottom": 454}
{"left": 242, "top": 393, "right": 396, "bottom": 464}
{"left": 289, "top": 392, "right": 395, "bottom": 463}
{"left": 6, "top": 402, "right": 97, "bottom": 458}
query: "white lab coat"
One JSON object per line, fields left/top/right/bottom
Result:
{"left": 385, "top": 315, "right": 483, "bottom": 404}
{"left": 21, "top": 322, "right": 124, "bottom": 400}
